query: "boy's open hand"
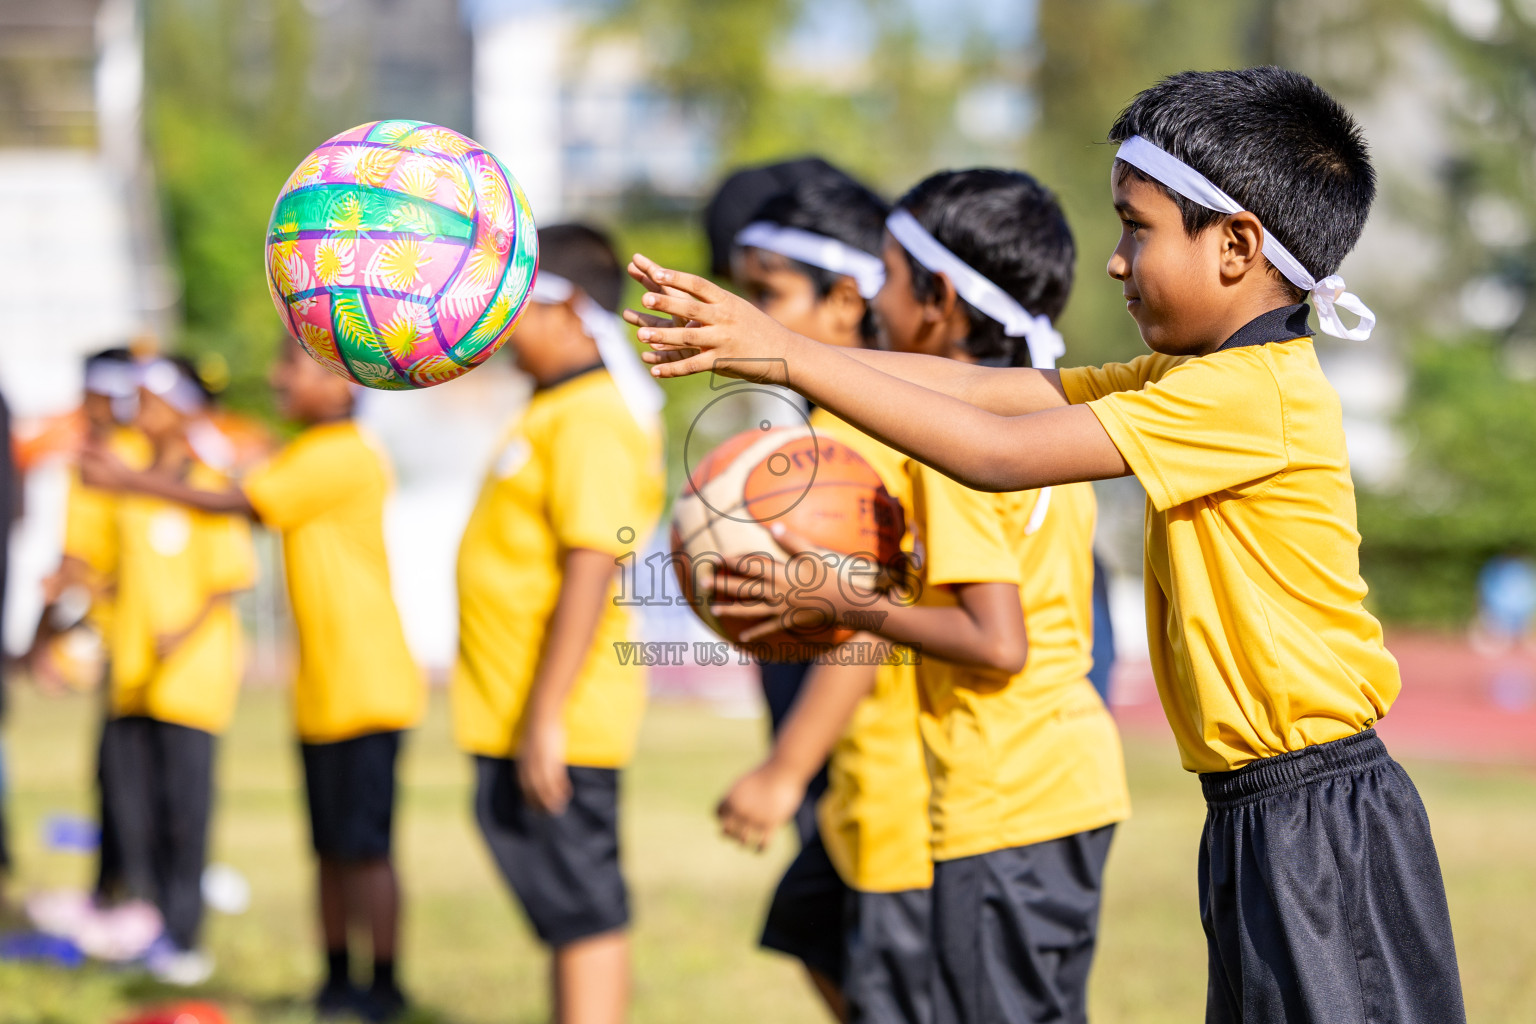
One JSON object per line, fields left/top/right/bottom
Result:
{"left": 716, "top": 761, "right": 805, "bottom": 852}
{"left": 622, "top": 253, "right": 797, "bottom": 385}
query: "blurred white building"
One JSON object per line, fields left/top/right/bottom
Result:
{"left": 0, "top": 0, "right": 177, "bottom": 654}
{"left": 465, "top": 0, "right": 715, "bottom": 221}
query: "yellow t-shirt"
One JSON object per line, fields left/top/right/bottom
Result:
{"left": 1061, "top": 339, "right": 1401, "bottom": 773}
{"left": 243, "top": 421, "right": 424, "bottom": 743}
{"left": 913, "top": 466, "right": 1130, "bottom": 861}
{"left": 109, "top": 460, "right": 257, "bottom": 734}
{"left": 809, "top": 409, "right": 931, "bottom": 894}
{"left": 62, "top": 428, "right": 152, "bottom": 633}
{"left": 451, "top": 368, "right": 664, "bottom": 766}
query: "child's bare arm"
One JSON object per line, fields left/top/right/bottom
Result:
{"left": 712, "top": 527, "right": 1027, "bottom": 677}
{"left": 717, "top": 653, "right": 878, "bottom": 852}
{"left": 518, "top": 547, "right": 618, "bottom": 813}
{"left": 624, "top": 255, "right": 1127, "bottom": 492}
{"left": 156, "top": 589, "right": 242, "bottom": 661}
{"left": 838, "top": 348, "right": 1071, "bottom": 416}
{"left": 81, "top": 444, "right": 255, "bottom": 518}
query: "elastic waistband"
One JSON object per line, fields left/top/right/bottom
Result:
{"left": 1201, "top": 729, "right": 1389, "bottom": 806}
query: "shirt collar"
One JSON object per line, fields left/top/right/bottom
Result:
{"left": 1217, "top": 303, "right": 1315, "bottom": 352}
{"left": 536, "top": 360, "right": 607, "bottom": 393}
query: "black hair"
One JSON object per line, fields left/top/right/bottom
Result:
{"left": 537, "top": 223, "right": 623, "bottom": 312}
{"left": 166, "top": 355, "right": 218, "bottom": 406}
{"left": 84, "top": 346, "right": 134, "bottom": 370}
{"left": 702, "top": 157, "right": 857, "bottom": 277}
{"left": 895, "top": 169, "right": 1074, "bottom": 367}
{"left": 1107, "top": 67, "right": 1375, "bottom": 294}
{"left": 744, "top": 176, "right": 889, "bottom": 344}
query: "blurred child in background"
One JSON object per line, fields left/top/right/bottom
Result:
{"left": 24, "top": 347, "right": 147, "bottom": 934}
{"left": 669, "top": 170, "right": 1131, "bottom": 1024}
{"left": 81, "top": 356, "right": 256, "bottom": 985}
{"left": 452, "top": 224, "right": 664, "bottom": 1024}
{"left": 88, "top": 341, "right": 422, "bottom": 1020}
{"left": 712, "top": 175, "right": 940, "bottom": 1024}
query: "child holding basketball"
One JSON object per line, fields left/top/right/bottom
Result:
{"left": 716, "top": 170, "right": 1131, "bottom": 1024}
{"left": 452, "top": 223, "right": 664, "bottom": 1024}
{"left": 715, "top": 175, "right": 940, "bottom": 1023}
{"left": 87, "top": 341, "right": 423, "bottom": 1020}
{"left": 79, "top": 356, "right": 255, "bottom": 985}
{"left": 630, "top": 67, "right": 1466, "bottom": 1023}
{"left": 706, "top": 161, "right": 874, "bottom": 861}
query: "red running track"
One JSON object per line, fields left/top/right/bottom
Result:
{"left": 1109, "top": 632, "right": 1536, "bottom": 766}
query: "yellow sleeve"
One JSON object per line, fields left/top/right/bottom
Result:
{"left": 198, "top": 512, "right": 258, "bottom": 596}
{"left": 1084, "top": 352, "right": 1288, "bottom": 512}
{"left": 62, "top": 473, "right": 118, "bottom": 576}
{"left": 243, "top": 431, "right": 372, "bottom": 530}
{"left": 546, "top": 408, "right": 659, "bottom": 556}
{"left": 915, "top": 465, "right": 1019, "bottom": 587}
{"left": 1060, "top": 353, "right": 1187, "bottom": 404}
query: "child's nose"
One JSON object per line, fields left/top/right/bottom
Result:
{"left": 1105, "top": 246, "right": 1130, "bottom": 282}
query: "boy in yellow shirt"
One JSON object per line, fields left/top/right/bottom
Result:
{"left": 716, "top": 171, "right": 1129, "bottom": 1024}
{"left": 82, "top": 356, "right": 255, "bottom": 985}
{"left": 90, "top": 341, "right": 423, "bottom": 1020}
{"left": 452, "top": 224, "right": 663, "bottom": 1024}
{"left": 630, "top": 67, "right": 1466, "bottom": 1024}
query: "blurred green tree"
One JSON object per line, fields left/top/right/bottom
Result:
{"left": 144, "top": 0, "right": 340, "bottom": 416}
{"left": 1358, "top": 340, "right": 1536, "bottom": 624}
{"left": 1338, "top": 2, "right": 1536, "bottom": 626}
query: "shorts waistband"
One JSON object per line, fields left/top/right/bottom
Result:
{"left": 1201, "top": 729, "right": 1389, "bottom": 806}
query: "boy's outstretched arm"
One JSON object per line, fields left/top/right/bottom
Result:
{"left": 717, "top": 653, "right": 878, "bottom": 852}
{"left": 628, "top": 260, "right": 1070, "bottom": 416}
{"left": 81, "top": 445, "right": 255, "bottom": 517}
{"left": 625, "top": 255, "right": 1127, "bottom": 492}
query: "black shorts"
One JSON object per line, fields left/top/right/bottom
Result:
{"left": 931, "top": 826, "right": 1115, "bottom": 1024}
{"left": 760, "top": 831, "right": 847, "bottom": 981}
{"left": 301, "top": 730, "right": 402, "bottom": 861}
{"left": 844, "top": 886, "right": 932, "bottom": 1024}
{"left": 474, "top": 756, "right": 629, "bottom": 948}
{"left": 762, "top": 834, "right": 934, "bottom": 1024}
{"left": 1200, "top": 729, "right": 1466, "bottom": 1024}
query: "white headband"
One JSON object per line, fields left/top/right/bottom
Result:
{"left": 84, "top": 360, "right": 139, "bottom": 400}
{"left": 885, "top": 208, "right": 1066, "bottom": 370}
{"left": 734, "top": 222, "right": 887, "bottom": 300}
{"left": 530, "top": 271, "right": 665, "bottom": 428}
{"left": 140, "top": 359, "right": 208, "bottom": 415}
{"left": 1114, "top": 135, "right": 1375, "bottom": 341}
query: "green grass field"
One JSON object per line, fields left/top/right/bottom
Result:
{"left": 1, "top": 686, "right": 1532, "bottom": 1024}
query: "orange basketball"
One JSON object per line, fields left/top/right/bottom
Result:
{"left": 670, "top": 424, "right": 904, "bottom": 658}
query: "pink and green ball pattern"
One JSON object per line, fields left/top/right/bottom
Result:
{"left": 265, "top": 120, "right": 539, "bottom": 390}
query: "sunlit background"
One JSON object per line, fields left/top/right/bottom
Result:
{"left": 1, "top": 1, "right": 1534, "bottom": 1022}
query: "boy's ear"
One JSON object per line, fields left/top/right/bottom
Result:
{"left": 1220, "top": 211, "right": 1268, "bottom": 282}
{"left": 824, "top": 276, "right": 866, "bottom": 333}
{"left": 925, "top": 272, "right": 961, "bottom": 322}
